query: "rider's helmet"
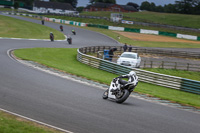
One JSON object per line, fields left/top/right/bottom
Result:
{"left": 129, "top": 71, "right": 136, "bottom": 76}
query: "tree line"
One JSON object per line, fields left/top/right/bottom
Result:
{"left": 140, "top": 0, "right": 200, "bottom": 15}
{"left": 13, "top": 0, "right": 200, "bottom": 14}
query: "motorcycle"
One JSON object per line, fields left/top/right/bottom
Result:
{"left": 102, "top": 78, "right": 136, "bottom": 103}
{"left": 60, "top": 25, "right": 63, "bottom": 32}
{"left": 67, "top": 37, "right": 72, "bottom": 44}
{"left": 72, "top": 30, "right": 76, "bottom": 35}
{"left": 50, "top": 34, "right": 54, "bottom": 42}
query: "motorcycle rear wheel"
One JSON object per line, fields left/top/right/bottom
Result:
{"left": 115, "top": 89, "right": 130, "bottom": 104}
{"left": 102, "top": 89, "right": 109, "bottom": 99}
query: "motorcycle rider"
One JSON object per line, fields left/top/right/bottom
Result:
{"left": 50, "top": 32, "right": 54, "bottom": 41}
{"left": 112, "top": 71, "right": 138, "bottom": 92}
{"left": 72, "top": 29, "right": 76, "bottom": 35}
{"left": 67, "top": 34, "right": 72, "bottom": 44}
{"left": 60, "top": 25, "right": 63, "bottom": 32}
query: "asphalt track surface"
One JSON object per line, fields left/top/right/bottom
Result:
{"left": 0, "top": 14, "right": 200, "bottom": 133}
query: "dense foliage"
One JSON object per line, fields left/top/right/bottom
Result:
{"left": 89, "top": 0, "right": 116, "bottom": 4}
{"left": 140, "top": 0, "right": 200, "bottom": 15}
{"left": 51, "top": 0, "right": 77, "bottom": 8}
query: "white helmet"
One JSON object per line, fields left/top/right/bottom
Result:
{"left": 129, "top": 71, "right": 136, "bottom": 76}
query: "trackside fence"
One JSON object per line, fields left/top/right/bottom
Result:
{"left": 77, "top": 47, "right": 200, "bottom": 95}
{"left": 81, "top": 46, "right": 200, "bottom": 59}
{"left": 85, "top": 46, "right": 200, "bottom": 71}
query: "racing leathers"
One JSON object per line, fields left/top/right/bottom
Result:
{"left": 117, "top": 72, "right": 138, "bottom": 88}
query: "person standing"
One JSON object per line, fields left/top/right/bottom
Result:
{"left": 41, "top": 20, "right": 44, "bottom": 25}
{"left": 117, "top": 36, "right": 120, "bottom": 40}
{"left": 123, "top": 43, "right": 127, "bottom": 52}
{"left": 108, "top": 48, "right": 117, "bottom": 61}
{"left": 128, "top": 45, "right": 132, "bottom": 52}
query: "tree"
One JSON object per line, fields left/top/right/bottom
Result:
{"left": 104, "top": 0, "right": 116, "bottom": 4}
{"left": 140, "top": 1, "right": 151, "bottom": 11}
{"left": 76, "top": 6, "right": 84, "bottom": 13}
{"left": 174, "top": 0, "right": 198, "bottom": 14}
{"left": 51, "top": 0, "right": 78, "bottom": 8}
{"left": 89, "top": 0, "right": 116, "bottom": 4}
{"left": 14, "top": 2, "right": 19, "bottom": 9}
{"left": 150, "top": 2, "right": 156, "bottom": 11}
{"left": 193, "top": 1, "right": 200, "bottom": 14}
{"left": 155, "top": 5, "right": 164, "bottom": 12}
{"left": 164, "top": 4, "right": 176, "bottom": 13}
{"left": 15, "top": 0, "right": 34, "bottom": 6}
{"left": 139, "top": 0, "right": 200, "bottom": 14}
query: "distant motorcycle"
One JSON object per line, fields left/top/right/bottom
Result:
{"left": 50, "top": 32, "right": 54, "bottom": 42}
{"left": 60, "top": 25, "right": 63, "bottom": 32}
{"left": 102, "top": 77, "right": 136, "bottom": 103}
{"left": 67, "top": 37, "right": 72, "bottom": 44}
{"left": 72, "top": 30, "right": 76, "bottom": 35}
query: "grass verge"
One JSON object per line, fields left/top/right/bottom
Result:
{"left": 0, "top": 111, "right": 63, "bottom": 133}
{"left": 0, "top": 15, "right": 65, "bottom": 40}
{"left": 44, "top": 12, "right": 200, "bottom": 36}
{"left": 80, "top": 11, "right": 200, "bottom": 29}
{"left": 143, "top": 68, "right": 200, "bottom": 81}
{"left": 14, "top": 48, "right": 200, "bottom": 108}
{"left": 75, "top": 26, "right": 200, "bottom": 48}
{"left": 15, "top": 13, "right": 200, "bottom": 48}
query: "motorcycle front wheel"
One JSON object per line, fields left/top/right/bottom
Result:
{"left": 102, "top": 89, "right": 109, "bottom": 99}
{"left": 115, "top": 89, "right": 130, "bottom": 104}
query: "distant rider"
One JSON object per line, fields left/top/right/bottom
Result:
{"left": 67, "top": 34, "right": 72, "bottom": 44}
{"left": 50, "top": 32, "right": 54, "bottom": 41}
{"left": 60, "top": 25, "right": 63, "bottom": 32}
{"left": 72, "top": 29, "right": 76, "bottom": 35}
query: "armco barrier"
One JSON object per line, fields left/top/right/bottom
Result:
{"left": 181, "top": 79, "right": 200, "bottom": 94}
{"left": 140, "top": 29, "right": 158, "bottom": 35}
{"left": 177, "top": 34, "right": 197, "bottom": 40}
{"left": 159, "top": 31, "right": 177, "bottom": 37}
{"left": 77, "top": 46, "right": 200, "bottom": 95}
{"left": 124, "top": 28, "right": 140, "bottom": 33}
{"left": 85, "top": 46, "right": 200, "bottom": 59}
{"left": 87, "top": 24, "right": 108, "bottom": 29}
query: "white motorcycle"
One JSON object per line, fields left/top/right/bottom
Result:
{"left": 102, "top": 78, "right": 136, "bottom": 103}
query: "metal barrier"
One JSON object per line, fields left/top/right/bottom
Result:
{"left": 77, "top": 47, "right": 200, "bottom": 95}
{"left": 81, "top": 46, "right": 200, "bottom": 59}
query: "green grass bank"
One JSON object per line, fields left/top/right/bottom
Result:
{"left": 0, "top": 111, "right": 63, "bottom": 133}
{"left": 14, "top": 48, "right": 200, "bottom": 108}
{"left": 76, "top": 26, "right": 200, "bottom": 48}
{"left": 43, "top": 11, "right": 200, "bottom": 36}
{"left": 80, "top": 11, "right": 200, "bottom": 29}
{"left": 0, "top": 15, "right": 65, "bottom": 40}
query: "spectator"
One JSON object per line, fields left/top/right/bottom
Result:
{"left": 41, "top": 20, "right": 44, "bottom": 25}
{"left": 128, "top": 45, "right": 132, "bottom": 52}
{"left": 117, "top": 36, "right": 120, "bottom": 40}
{"left": 123, "top": 43, "right": 127, "bottom": 52}
{"left": 108, "top": 48, "right": 117, "bottom": 62}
